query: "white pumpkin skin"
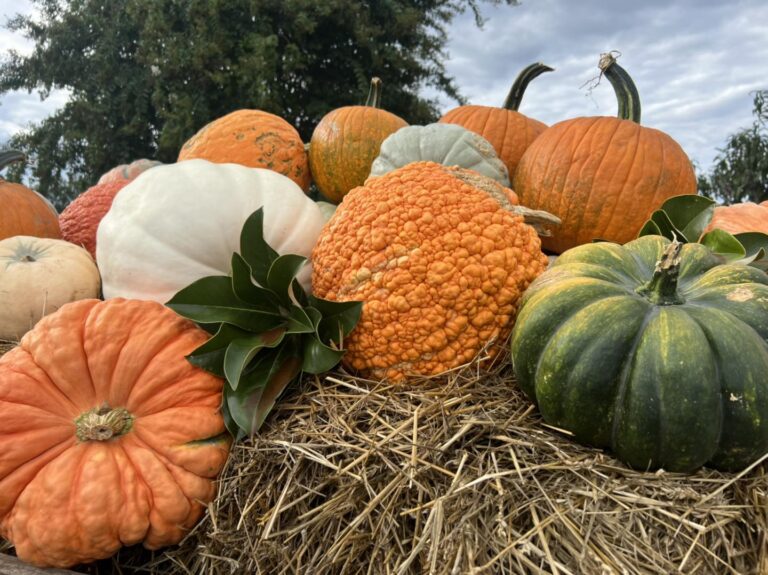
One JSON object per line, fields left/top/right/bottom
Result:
{"left": 369, "top": 123, "right": 510, "bottom": 186}
{"left": 96, "top": 160, "right": 327, "bottom": 303}
{"left": 0, "top": 236, "right": 101, "bottom": 340}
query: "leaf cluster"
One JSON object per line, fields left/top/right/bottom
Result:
{"left": 167, "top": 208, "right": 361, "bottom": 439}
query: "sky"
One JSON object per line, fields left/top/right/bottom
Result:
{"left": 1, "top": 0, "right": 767, "bottom": 171}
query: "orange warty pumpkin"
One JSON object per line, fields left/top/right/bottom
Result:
{"left": 0, "top": 298, "right": 231, "bottom": 568}
{"left": 0, "top": 150, "right": 61, "bottom": 241}
{"left": 309, "top": 77, "right": 408, "bottom": 203}
{"left": 312, "top": 161, "right": 548, "bottom": 382}
{"left": 439, "top": 62, "right": 553, "bottom": 179}
{"left": 178, "top": 109, "right": 311, "bottom": 192}
{"left": 59, "top": 180, "right": 131, "bottom": 257}
{"left": 513, "top": 54, "right": 697, "bottom": 254}
{"left": 705, "top": 200, "right": 768, "bottom": 235}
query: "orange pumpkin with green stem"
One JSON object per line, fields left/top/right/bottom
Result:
{"left": 440, "top": 62, "right": 553, "bottom": 178}
{"left": 513, "top": 54, "right": 697, "bottom": 254}
{"left": 0, "top": 298, "right": 231, "bottom": 568}
{"left": 309, "top": 77, "right": 407, "bottom": 203}
{"left": 0, "top": 150, "right": 61, "bottom": 241}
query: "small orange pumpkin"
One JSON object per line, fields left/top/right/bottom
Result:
{"left": 439, "top": 62, "right": 553, "bottom": 179}
{"left": 309, "top": 77, "right": 408, "bottom": 203}
{"left": 59, "top": 180, "right": 131, "bottom": 257}
{"left": 513, "top": 54, "right": 697, "bottom": 254}
{"left": 705, "top": 200, "right": 768, "bottom": 235}
{"left": 0, "top": 298, "right": 231, "bottom": 568}
{"left": 178, "top": 109, "right": 310, "bottom": 192}
{"left": 0, "top": 150, "right": 61, "bottom": 241}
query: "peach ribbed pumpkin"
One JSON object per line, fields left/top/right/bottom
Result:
{"left": 513, "top": 54, "right": 697, "bottom": 254}
{"left": 59, "top": 180, "right": 131, "bottom": 257}
{"left": 178, "top": 109, "right": 310, "bottom": 192}
{"left": 706, "top": 200, "right": 768, "bottom": 235}
{"left": 0, "top": 298, "right": 231, "bottom": 568}
{"left": 0, "top": 150, "right": 61, "bottom": 241}
{"left": 439, "top": 62, "right": 553, "bottom": 179}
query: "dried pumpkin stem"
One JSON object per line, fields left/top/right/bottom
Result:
{"left": 364, "top": 77, "right": 383, "bottom": 108}
{"left": 75, "top": 404, "right": 134, "bottom": 442}
{"left": 502, "top": 62, "right": 554, "bottom": 111}
{"left": 636, "top": 241, "right": 685, "bottom": 305}
{"left": 508, "top": 205, "right": 562, "bottom": 238}
{"left": 599, "top": 52, "right": 641, "bottom": 124}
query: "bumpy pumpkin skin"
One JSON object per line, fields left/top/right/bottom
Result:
{"left": 0, "top": 180, "right": 61, "bottom": 241}
{"left": 513, "top": 117, "right": 696, "bottom": 254}
{"left": 706, "top": 200, "right": 768, "bottom": 235}
{"left": 59, "top": 180, "right": 130, "bottom": 257}
{"left": 369, "top": 123, "right": 510, "bottom": 186}
{"left": 178, "top": 109, "right": 310, "bottom": 192}
{"left": 312, "top": 161, "right": 548, "bottom": 382}
{"left": 309, "top": 103, "right": 407, "bottom": 203}
{"left": 97, "top": 158, "right": 162, "bottom": 185}
{"left": 0, "top": 236, "right": 101, "bottom": 340}
{"left": 511, "top": 236, "right": 768, "bottom": 473}
{"left": 0, "top": 298, "right": 231, "bottom": 568}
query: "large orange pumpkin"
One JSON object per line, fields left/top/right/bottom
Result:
{"left": 705, "top": 200, "right": 768, "bottom": 235}
{"left": 59, "top": 180, "right": 131, "bottom": 257}
{"left": 0, "top": 298, "right": 231, "bottom": 568}
{"left": 0, "top": 150, "right": 61, "bottom": 241}
{"left": 513, "top": 54, "right": 697, "bottom": 254}
{"left": 439, "top": 62, "right": 553, "bottom": 179}
{"left": 309, "top": 77, "right": 408, "bottom": 203}
{"left": 178, "top": 109, "right": 311, "bottom": 192}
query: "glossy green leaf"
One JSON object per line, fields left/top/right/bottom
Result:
{"left": 701, "top": 229, "right": 746, "bottom": 260}
{"left": 167, "top": 275, "right": 241, "bottom": 313}
{"left": 223, "top": 329, "right": 287, "bottom": 389}
{"left": 648, "top": 209, "right": 681, "bottom": 240}
{"left": 286, "top": 306, "right": 316, "bottom": 334}
{"left": 657, "top": 195, "right": 716, "bottom": 242}
{"left": 291, "top": 278, "right": 309, "bottom": 307}
{"left": 266, "top": 254, "right": 308, "bottom": 305}
{"left": 220, "top": 399, "right": 244, "bottom": 440}
{"left": 231, "top": 253, "right": 281, "bottom": 308}
{"left": 309, "top": 296, "right": 363, "bottom": 343}
{"left": 240, "top": 208, "right": 279, "bottom": 286}
{"left": 187, "top": 323, "right": 251, "bottom": 377}
{"left": 167, "top": 303, "right": 285, "bottom": 331}
{"left": 637, "top": 219, "right": 662, "bottom": 238}
{"left": 302, "top": 334, "right": 345, "bottom": 374}
{"left": 734, "top": 232, "right": 768, "bottom": 261}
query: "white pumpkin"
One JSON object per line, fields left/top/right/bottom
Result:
{"left": 0, "top": 236, "right": 100, "bottom": 340}
{"left": 369, "top": 123, "right": 510, "bottom": 185}
{"left": 96, "top": 160, "right": 327, "bottom": 303}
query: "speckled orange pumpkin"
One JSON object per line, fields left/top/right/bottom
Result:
{"left": 311, "top": 161, "right": 549, "bottom": 382}
{"left": 309, "top": 78, "right": 407, "bottom": 203}
{"left": 0, "top": 151, "right": 61, "bottom": 241}
{"left": 705, "top": 200, "right": 768, "bottom": 235}
{"left": 97, "top": 159, "right": 162, "bottom": 184}
{"left": 439, "top": 62, "right": 553, "bottom": 179}
{"left": 59, "top": 180, "right": 130, "bottom": 257}
{"left": 0, "top": 298, "right": 231, "bottom": 568}
{"left": 513, "top": 55, "right": 697, "bottom": 254}
{"left": 178, "top": 109, "right": 310, "bottom": 192}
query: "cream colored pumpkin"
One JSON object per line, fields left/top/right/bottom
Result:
{"left": 96, "top": 160, "right": 327, "bottom": 302}
{"left": 0, "top": 236, "right": 101, "bottom": 340}
{"left": 369, "top": 123, "right": 510, "bottom": 186}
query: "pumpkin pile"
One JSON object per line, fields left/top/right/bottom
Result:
{"left": 1, "top": 54, "right": 767, "bottom": 573}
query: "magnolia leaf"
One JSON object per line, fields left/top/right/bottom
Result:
{"left": 266, "top": 254, "right": 308, "bottom": 305}
{"left": 309, "top": 296, "right": 363, "bottom": 343}
{"left": 168, "top": 275, "right": 241, "bottom": 311}
{"left": 701, "top": 229, "right": 747, "bottom": 261}
{"left": 286, "top": 306, "right": 316, "bottom": 334}
{"left": 225, "top": 347, "right": 302, "bottom": 434}
{"left": 240, "top": 208, "right": 279, "bottom": 286}
{"left": 231, "top": 253, "right": 281, "bottom": 308}
{"left": 734, "top": 232, "right": 768, "bottom": 261}
{"left": 168, "top": 303, "right": 285, "bottom": 332}
{"left": 220, "top": 400, "right": 244, "bottom": 441}
{"left": 291, "top": 278, "right": 309, "bottom": 307}
{"left": 187, "top": 323, "right": 251, "bottom": 377}
{"left": 302, "top": 334, "right": 346, "bottom": 374}
{"left": 305, "top": 306, "right": 323, "bottom": 329}
{"left": 648, "top": 209, "right": 682, "bottom": 241}
{"left": 637, "top": 219, "right": 662, "bottom": 238}
{"left": 223, "top": 329, "right": 287, "bottom": 389}
{"left": 657, "top": 195, "right": 715, "bottom": 242}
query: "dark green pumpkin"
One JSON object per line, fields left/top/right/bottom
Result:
{"left": 510, "top": 235, "right": 768, "bottom": 473}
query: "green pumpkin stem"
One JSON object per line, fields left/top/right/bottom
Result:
{"left": 636, "top": 241, "right": 685, "bottom": 305}
{"left": 599, "top": 52, "right": 641, "bottom": 124}
{"left": 365, "top": 77, "right": 383, "bottom": 108}
{"left": 0, "top": 150, "right": 25, "bottom": 172}
{"left": 502, "top": 62, "right": 554, "bottom": 111}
